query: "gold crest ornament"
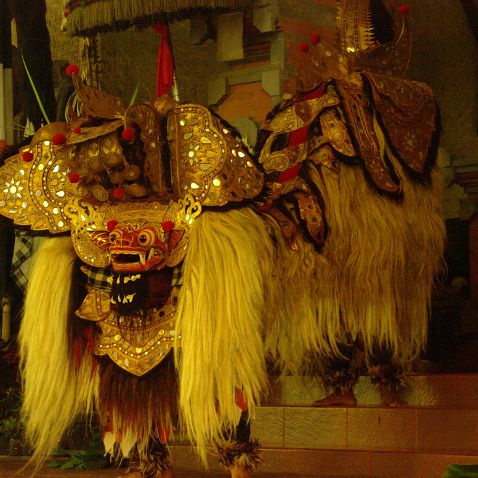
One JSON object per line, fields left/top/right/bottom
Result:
{"left": 167, "top": 103, "right": 263, "bottom": 206}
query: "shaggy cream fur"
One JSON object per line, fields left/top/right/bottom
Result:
{"left": 19, "top": 237, "right": 98, "bottom": 471}
{"left": 176, "top": 208, "right": 274, "bottom": 461}
{"left": 264, "top": 158, "right": 445, "bottom": 373}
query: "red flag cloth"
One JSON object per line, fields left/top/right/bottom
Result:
{"left": 154, "top": 23, "right": 175, "bottom": 97}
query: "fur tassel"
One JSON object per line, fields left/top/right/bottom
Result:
{"left": 97, "top": 355, "right": 177, "bottom": 462}
{"left": 176, "top": 208, "right": 273, "bottom": 462}
{"left": 127, "top": 442, "right": 172, "bottom": 477}
{"left": 19, "top": 237, "right": 99, "bottom": 472}
{"left": 216, "top": 439, "right": 261, "bottom": 471}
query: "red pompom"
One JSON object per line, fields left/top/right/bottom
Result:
{"left": 107, "top": 219, "right": 118, "bottom": 232}
{"left": 113, "top": 188, "right": 124, "bottom": 200}
{"left": 299, "top": 42, "right": 310, "bottom": 53}
{"left": 121, "top": 127, "right": 135, "bottom": 142}
{"left": 22, "top": 150, "right": 34, "bottom": 162}
{"left": 310, "top": 33, "right": 321, "bottom": 45}
{"left": 63, "top": 9, "right": 69, "bottom": 17}
{"left": 398, "top": 4, "right": 410, "bottom": 15}
{"left": 161, "top": 221, "right": 175, "bottom": 233}
{"left": 51, "top": 133, "right": 67, "bottom": 145}
{"left": 72, "top": 126, "right": 81, "bottom": 134}
{"left": 65, "top": 63, "right": 79, "bottom": 76}
{"left": 68, "top": 171, "right": 80, "bottom": 183}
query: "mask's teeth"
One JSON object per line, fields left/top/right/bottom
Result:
{"left": 147, "top": 247, "right": 155, "bottom": 261}
{"left": 139, "top": 253, "right": 146, "bottom": 266}
{"left": 124, "top": 276, "right": 130, "bottom": 284}
{"left": 110, "top": 297, "right": 117, "bottom": 304}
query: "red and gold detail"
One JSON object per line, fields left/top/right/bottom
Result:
{"left": 257, "top": 83, "right": 353, "bottom": 248}
{"left": 65, "top": 197, "right": 199, "bottom": 270}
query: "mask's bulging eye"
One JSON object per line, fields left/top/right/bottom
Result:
{"left": 138, "top": 229, "right": 156, "bottom": 247}
{"left": 109, "top": 230, "right": 121, "bottom": 243}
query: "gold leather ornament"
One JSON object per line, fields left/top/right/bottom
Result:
{"left": 167, "top": 103, "right": 264, "bottom": 206}
{"left": 335, "top": 74, "right": 400, "bottom": 194}
{"left": 364, "top": 72, "right": 437, "bottom": 174}
{"left": 258, "top": 93, "right": 340, "bottom": 173}
{"left": 0, "top": 142, "right": 77, "bottom": 233}
{"left": 76, "top": 286, "right": 179, "bottom": 376}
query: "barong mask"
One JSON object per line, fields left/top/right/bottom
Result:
{"left": 0, "top": 74, "right": 264, "bottom": 376}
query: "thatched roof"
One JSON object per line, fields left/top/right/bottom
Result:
{"left": 62, "top": 0, "right": 252, "bottom": 36}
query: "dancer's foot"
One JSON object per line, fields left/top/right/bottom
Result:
{"left": 312, "top": 390, "right": 357, "bottom": 407}
{"left": 380, "top": 388, "right": 408, "bottom": 407}
{"left": 230, "top": 464, "right": 252, "bottom": 478}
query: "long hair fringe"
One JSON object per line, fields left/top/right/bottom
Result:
{"left": 176, "top": 207, "right": 273, "bottom": 462}
{"left": 19, "top": 237, "right": 99, "bottom": 472}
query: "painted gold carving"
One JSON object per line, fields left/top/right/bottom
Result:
{"left": 76, "top": 286, "right": 179, "bottom": 376}
{"left": 125, "top": 103, "right": 166, "bottom": 195}
{"left": 65, "top": 195, "right": 200, "bottom": 269}
{"left": 167, "top": 103, "right": 263, "bottom": 206}
{"left": 336, "top": 0, "right": 411, "bottom": 77}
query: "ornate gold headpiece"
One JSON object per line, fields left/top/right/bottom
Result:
{"left": 0, "top": 66, "right": 263, "bottom": 267}
{"left": 336, "top": 0, "right": 411, "bottom": 77}
{"left": 286, "top": 0, "right": 411, "bottom": 94}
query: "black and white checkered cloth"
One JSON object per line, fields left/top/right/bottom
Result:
{"left": 10, "top": 231, "right": 34, "bottom": 292}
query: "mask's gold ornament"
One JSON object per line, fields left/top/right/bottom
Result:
{"left": 0, "top": 140, "right": 76, "bottom": 233}
{"left": 76, "top": 285, "right": 179, "bottom": 376}
{"left": 168, "top": 103, "right": 263, "bottom": 206}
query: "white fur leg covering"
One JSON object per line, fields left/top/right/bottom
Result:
{"left": 19, "top": 237, "right": 98, "bottom": 470}
{"left": 176, "top": 207, "right": 273, "bottom": 461}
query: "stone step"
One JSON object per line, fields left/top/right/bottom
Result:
{"left": 250, "top": 405, "right": 478, "bottom": 452}
{"left": 265, "top": 374, "right": 478, "bottom": 408}
{"left": 170, "top": 446, "right": 478, "bottom": 478}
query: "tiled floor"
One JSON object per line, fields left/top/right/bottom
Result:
{"left": 0, "top": 458, "right": 332, "bottom": 478}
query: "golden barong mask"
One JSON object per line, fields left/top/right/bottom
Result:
{"left": 65, "top": 195, "right": 199, "bottom": 269}
{"left": 0, "top": 78, "right": 263, "bottom": 262}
